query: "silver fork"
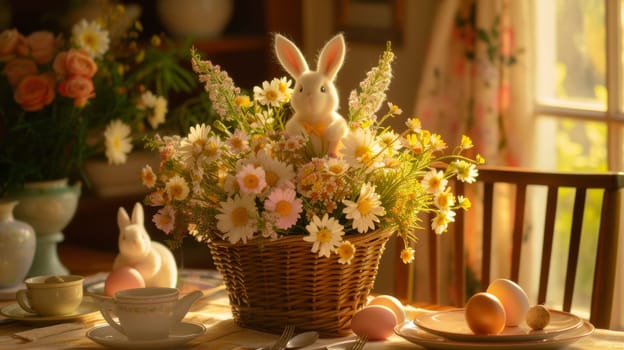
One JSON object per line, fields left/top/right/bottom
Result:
{"left": 349, "top": 334, "right": 368, "bottom": 350}
{"left": 271, "top": 324, "right": 296, "bottom": 350}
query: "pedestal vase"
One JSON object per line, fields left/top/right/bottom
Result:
{"left": 10, "top": 179, "right": 81, "bottom": 277}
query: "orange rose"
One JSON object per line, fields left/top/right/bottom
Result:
{"left": 59, "top": 74, "right": 95, "bottom": 107}
{"left": 24, "top": 31, "right": 57, "bottom": 64}
{"left": 2, "top": 57, "right": 38, "bottom": 87}
{"left": 0, "top": 29, "right": 24, "bottom": 61}
{"left": 14, "top": 73, "right": 55, "bottom": 111}
{"left": 53, "top": 49, "right": 97, "bottom": 78}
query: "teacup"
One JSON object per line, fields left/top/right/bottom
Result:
{"left": 16, "top": 275, "right": 84, "bottom": 316}
{"left": 96, "top": 287, "right": 203, "bottom": 340}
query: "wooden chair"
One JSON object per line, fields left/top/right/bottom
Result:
{"left": 394, "top": 165, "right": 624, "bottom": 329}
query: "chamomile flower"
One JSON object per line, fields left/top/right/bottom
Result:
{"left": 245, "top": 150, "right": 295, "bottom": 189}
{"left": 400, "top": 247, "right": 415, "bottom": 264}
{"left": 421, "top": 169, "right": 447, "bottom": 194}
{"left": 336, "top": 240, "right": 356, "bottom": 264}
{"left": 104, "top": 119, "right": 133, "bottom": 165}
{"left": 275, "top": 77, "right": 293, "bottom": 101}
{"left": 405, "top": 118, "right": 422, "bottom": 133}
{"left": 303, "top": 214, "right": 345, "bottom": 258}
{"left": 342, "top": 182, "right": 386, "bottom": 233}
{"left": 325, "top": 158, "right": 349, "bottom": 176}
{"left": 165, "top": 175, "right": 190, "bottom": 201}
{"left": 71, "top": 19, "right": 109, "bottom": 58}
{"left": 236, "top": 164, "right": 267, "bottom": 195}
{"left": 453, "top": 160, "right": 479, "bottom": 183}
{"left": 153, "top": 205, "right": 175, "bottom": 234}
{"left": 434, "top": 188, "right": 455, "bottom": 211}
{"left": 216, "top": 195, "right": 258, "bottom": 244}
{"left": 264, "top": 187, "right": 302, "bottom": 230}
{"left": 431, "top": 210, "right": 456, "bottom": 234}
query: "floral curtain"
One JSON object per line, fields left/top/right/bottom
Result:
{"left": 412, "top": 0, "right": 535, "bottom": 302}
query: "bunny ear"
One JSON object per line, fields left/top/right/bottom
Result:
{"left": 317, "top": 34, "right": 346, "bottom": 81}
{"left": 117, "top": 207, "right": 131, "bottom": 231}
{"left": 275, "top": 34, "right": 309, "bottom": 78}
{"left": 131, "top": 202, "right": 144, "bottom": 225}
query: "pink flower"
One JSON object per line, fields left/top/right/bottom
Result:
{"left": 24, "top": 31, "right": 57, "bottom": 64}
{"left": 153, "top": 205, "right": 175, "bottom": 234}
{"left": 58, "top": 74, "right": 95, "bottom": 107}
{"left": 0, "top": 29, "right": 24, "bottom": 61}
{"left": 13, "top": 73, "right": 55, "bottom": 111}
{"left": 2, "top": 57, "right": 37, "bottom": 87}
{"left": 53, "top": 49, "right": 97, "bottom": 78}
{"left": 264, "top": 187, "right": 302, "bottom": 230}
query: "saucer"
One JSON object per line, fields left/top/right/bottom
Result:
{"left": 0, "top": 297, "right": 99, "bottom": 324}
{"left": 86, "top": 321, "right": 206, "bottom": 349}
{"left": 395, "top": 319, "right": 594, "bottom": 349}
{"left": 414, "top": 309, "right": 582, "bottom": 342}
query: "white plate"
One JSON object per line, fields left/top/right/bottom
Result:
{"left": 86, "top": 321, "right": 205, "bottom": 349}
{"left": 395, "top": 319, "right": 594, "bottom": 350}
{"left": 414, "top": 309, "right": 582, "bottom": 342}
{"left": 0, "top": 297, "right": 99, "bottom": 324}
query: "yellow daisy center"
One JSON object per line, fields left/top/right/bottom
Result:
{"left": 357, "top": 198, "right": 372, "bottom": 215}
{"left": 243, "top": 173, "right": 260, "bottom": 190}
{"left": 231, "top": 207, "right": 248, "bottom": 227}
{"left": 317, "top": 228, "right": 332, "bottom": 243}
{"left": 266, "top": 90, "right": 278, "bottom": 101}
{"left": 169, "top": 184, "right": 184, "bottom": 198}
{"left": 337, "top": 244, "right": 354, "bottom": 259}
{"left": 265, "top": 170, "right": 279, "bottom": 187}
{"left": 275, "top": 200, "right": 292, "bottom": 217}
{"left": 328, "top": 164, "right": 343, "bottom": 174}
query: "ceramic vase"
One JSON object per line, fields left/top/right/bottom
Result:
{"left": 10, "top": 179, "right": 81, "bottom": 277}
{"left": 156, "top": 0, "right": 233, "bottom": 38}
{"left": 0, "top": 200, "right": 36, "bottom": 288}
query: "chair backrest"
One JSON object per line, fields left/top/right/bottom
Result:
{"left": 394, "top": 165, "right": 624, "bottom": 329}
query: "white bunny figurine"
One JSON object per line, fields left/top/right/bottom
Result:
{"left": 275, "top": 33, "right": 349, "bottom": 156}
{"left": 113, "top": 202, "right": 177, "bottom": 288}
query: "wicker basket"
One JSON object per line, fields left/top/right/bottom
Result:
{"left": 207, "top": 228, "right": 393, "bottom": 337}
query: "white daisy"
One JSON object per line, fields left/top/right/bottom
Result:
{"left": 138, "top": 91, "right": 168, "bottom": 129}
{"left": 400, "top": 247, "right": 415, "bottom": 264}
{"left": 454, "top": 160, "right": 479, "bottom": 183}
{"left": 324, "top": 157, "right": 349, "bottom": 176}
{"left": 434, "top": 187, "right": 455, "bottom": 211}
{"left": 342, "top": 182, "right": 386, "bottom": 233}
{"left": 226, "top": 129, "right": 250, "bottom": 154}
{"left": 245, "top": 150, "right": 295, "bottom": 189}
{"left": 236, "top": 164, "right": 267, "bottom": 195}
{"left": 253, "top": 79, "right": 284, "bottom": 107}
{"left": 421, "top": 169, "right": 447, "bottom": 194}
{"left": 275, "top": 77, "right": 293, "bottom": 101}
{"left": 104, "top": 119, "right": 133, "bottom": 165}
{"left": 336, "top": 240, "right": 356, "bottom": 264}
{"left": 303, "top": 213, "right": 345, "bottom": 258}
{"left": 216, "top": 195, "right": 258, "bottom": 244}
{"left": 179, "top": 123, "right": 221, "bottom": 167}
{"left": 431, "top": 209, "right": 456, "bottom": 234}
{"left": 339, "top": 128, "right": 382, "bottom": 168}
{"left": 165, "top": 174, "right": 190, "bottom": 201}
{"left": 71, "top": 19, "right": 110, "bottom": 58}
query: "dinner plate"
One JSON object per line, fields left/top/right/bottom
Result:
{"left": 414, "top": 309, "right": 582, "bottom": 342}
{"left": 86, "top": 321, "right": 205, "bottom": 349}
{"left": 0, "top": 297, "right": 99, "bottom": 324}
{"left": 395, "top": 319, "right": 594, "bottom": 350}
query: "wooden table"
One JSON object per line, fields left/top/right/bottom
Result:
{"left": 0, "top": 245, "right": 622, "bottom": 349}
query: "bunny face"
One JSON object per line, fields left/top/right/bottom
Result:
{"left": 291, "top": 72, "right": 339, "bottom": 121}
{"left": 118, "top": 225, "right": 151, "bottom": 257}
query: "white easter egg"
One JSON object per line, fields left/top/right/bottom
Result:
{"left": 368, "top": 294, "right": 406, "bottom": 324}
{"left": 486, "top": 279, "right": 530, "bottom": 326}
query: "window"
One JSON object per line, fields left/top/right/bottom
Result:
{"left": 533, "top": 0, "right": 624, "bottom": 323}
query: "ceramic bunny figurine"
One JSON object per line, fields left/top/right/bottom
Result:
{"left": 275, "top": 33, "right": 349, "bottom": 156}
{"left": 113, "top": 202, "right": 177, "bottom": 288}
